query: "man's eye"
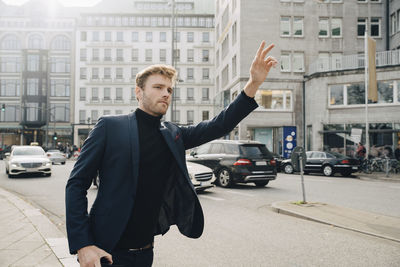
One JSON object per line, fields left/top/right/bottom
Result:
{"left": 168, "top": 89, "right": 173, "bottom": 94}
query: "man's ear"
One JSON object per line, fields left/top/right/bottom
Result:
{"left": 135, "top": 86, "right": 142, "bottom": 101}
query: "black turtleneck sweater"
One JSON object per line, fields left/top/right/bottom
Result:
{"left": 116, "top": 108, "right": 173, "bottom": 249}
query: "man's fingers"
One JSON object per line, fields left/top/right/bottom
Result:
{"left": 261, "top": 44, "right": 275, "bottom": 59}
{"left": 256, "top": 41, "right": 266, "bottom": 58}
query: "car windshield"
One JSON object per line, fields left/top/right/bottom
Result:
{"left": 13, "top": 147, "right": 45, "bottom": 156}
{"left": 239, "top": 145, "right": 272, "bottom": 158}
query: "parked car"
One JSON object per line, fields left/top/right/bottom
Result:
{"left": 46, "top": 149, "right": 67, "bottom": 165}
{"left": 281, "top": 151, "right": 359, "bottom": 177}
{"left": 187, "top": 140, "right": 277, "bottom": 188}
{"left": 0, "top": 146, "right": 12, "bottom": 160}
{"left": 5, "top": 146, "right": 52, "bottom": 178}
{"left": 271, "top": 152, "right": 284, "bottom": 172}
{"left": 186, "top": 161, "right": 216, "bottom": 192}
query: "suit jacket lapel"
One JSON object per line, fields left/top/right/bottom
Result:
{"left": 160, "top": 126, "right": 187, "bottom": 176}
{"left": 128, "top": 113, "right": 140, "bottom": 192}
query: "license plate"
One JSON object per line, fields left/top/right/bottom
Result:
{"left": 255, "top": 161, "right": 267, "bottom": 166}
{"left": 201, "top": 181, "right": 211, "bottom": 186}
{"left": 352, "top": 166, "right": 358, "bottom": 170}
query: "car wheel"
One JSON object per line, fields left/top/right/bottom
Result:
{"left": 6, "top": 168, "right": 8, "bottom": 174}
{"left": 217, "top": 168, "right": 233, "bottom": 188}
{"left": 8, "top": 174, "right": 14, "bottom": 178}
{"left": 322, "top": 165, "right": 334, "bottom": 176}
{"left": 45, "top": 173, "right": 51, "bottom": 177}
{"left": 254, "top": 181, "right": 269, "bottom": 187}
{"left": 284, "top": 164, "right": 294, "bottom": 174}
{"left": 61, "top": 162, "right": 66, "bottom": 165}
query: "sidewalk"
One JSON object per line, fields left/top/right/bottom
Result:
{"left": 356, "top": 171, "right": 400, "bottom": 182}
{"left": 272, "top": 201, "right": 400, "bottom": 243}
{"left": 0, "top": 187, "right": 78, "bottom": 267}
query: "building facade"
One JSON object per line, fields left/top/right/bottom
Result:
{"left": 73, "top": 0, "right": 215, "bottom": 147}
{"left": 214, "top": 0, "right": 396, "bottom": 158}
{"left": 0, "top": 0, "right": 75, "bottom": 149}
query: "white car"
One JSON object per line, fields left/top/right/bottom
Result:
{"left": 46, "top": 149, "right": 67, "bottom": 165}
{"left": 186, "top": 161, "right": 216, "bottom": 192}
{"left": 5, "top": 146, "right": 52, "bottom": 178}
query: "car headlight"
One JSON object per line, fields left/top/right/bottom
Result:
{"left": 11, "top": 162, "right": 20, "bottom": 167}
{"left": 43, "top": 162, "right": 51, "bottom": 166}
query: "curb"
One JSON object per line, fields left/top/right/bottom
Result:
{"left": 271, "top": 201, "right": 400, "bottom": 244}
{"left": 0, "top": 187, "right": 78, "bottom": 267}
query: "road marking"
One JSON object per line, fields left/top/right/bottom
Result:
{"left": 198, "top": 195, "right": 224, "bottom": 201}
{"left": 224, "top": 190, "right": 253, "bottom": 197}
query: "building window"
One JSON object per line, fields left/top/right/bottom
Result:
{"left": 28, "top": 34, "right": 44, "bottom": 49}
{"left": 187, "top": 88, "right": 194, "bottom": 100}
{"left": 80, "top": 87, "right": 86, "bottom": 101}
{"left": 331, "top": 53, "right": 342, "bottom": 69}
{"left": 255, "top": 90, "right": 292, "bottom": 110}
{"left": 131, "top": 67, "right": 138, "bottom": 79}
{"left": 280, "top": 17, "right": 291, "bottom": 36}
{"left": 145, "top": 49, "right": 152, "bottom": 62}
{"left": 347, "top": 83, "right": 365, "bottom": 105}
{"left": 331, "top": 18, "right": 342, "bottom": 37}
{"left": 160, "top": 32, "right": 167, "bottom": 42}
{"left": 50, "top": 79, "right": 70, "bottom": 97}
{"left": 160, "top": 49, "right": 166, "bottom": 62}
{"left": 116, "top": 32, "right": 124, "bottom": 42}
{"left": 116, "top": 68, "right": 123, "bottom": 79}
{"left": 280, "top": 53, "right": 290, "bottom": 72}
{"left": 173, "top": 87, "right": 180, "bottom": 100}
{"left": 357, "top": 18, "right": 367, "bottom": 37}
{"left": 0, "top": 57, "right": 21, "bottom": 72}
{"left": 115, "top": 110, "right": 123, "bottom": 115}
{"left": 92, "top": 48, "right": 99, "bottom": 61}
{"left": 50, "top": 35, "right": 71, "bottom": 50}
{"left": 105, "top": 31, "right": 112, "bottom": 42}
{"left": 27, "top": 78, "right": 39, "bottom": 96}
{"left": 80, "top": 67, "right": 87, "bottom": 79}
{"left": 27, "top": 55, "right": 40, "bottom": 71}
{"left": 131, "top": 87, "right": 136, "bottom": 100}
{"left": 26, "top": 103, "right": 39, "bottom": 122}
{"left": 146, "top": 32, "right": 153, "bottom": 42}
{"left": 377, "top": 81, "right": 393, "bottom": 103}
{"left": 50, "top": 104, "right": 69, "bottom": 122}
{"left": 292, "top": 52, "right": 304, "bottom": 72}
{"left": 116, "top": 49, "right": 124, "bottom": 61}
{"left": 79, "top": 110, "right": 86, "bottom": 123}
{"left": 132, "top": 32, "right": 139, "bottom": 42}
{"left": 0, "top": 34, "right": 21, "bottom": 50}
{"left": 92, "top": 68, "right": 99, "bottom": 79}
{"left": 80, "top": 49, "right": 87, "bottom": 61}
{"left": 172, "top": 110, "right": 180, "bottom": 123}
{"left": 187, "top": 68, "right": 194, "bottom": 80}
{"left": 318, "top": 52, "right": 330, "bottom": 71}
{"left": 91, "top": 88, "right": 99, "bottom": 101}
{"left": 232, "top": 55, "right": 237, "bottom": 78}
{"left": 50, "top": 57, "right": 70, "bottom": 73}
{"left": 232, "top": 21, "right": 237, "bottom": 44}
{"left": 103, "top": 87, "right": 111, "bottom": 100}
{"left": 187, "top": 49, "right": 194, "bottom": 62}
{"left": 187, "top": 110, "right": 194, "bottom": 124}
{"left": 319, "top": 18, "right": 329, "bottom": 37}
{"left": 174, "top": 49, "right": 180, "bottom": 62}
{"left": 202, "top": 68, "right": 209, "bottom": 79}
{"left": 370, "top": 17, "right": 381, "bottom": 37}
{"left": 0, "top": 79, "right": 20, "bottom": 96}
{"left": 80, "top": 31, "right": 87, "bottom": 41}
{"left": 187, "top": 32, "right": 194, "bottom": 42}
{"left": 103, "top": 110, "right": 111, "bottom": 115}
{"left": 293, "top": 17, "right": 303, "bottom": 37}
{"left": 202, "top": 88, "right": 209, "bottom": 100}
{"left": 202, "top": 32, "right": 209, "bottom": 42}
{"left": 391, "top": 12, "right": 397, "bottom": 35}
{"left": 329, "top": 85, "right": 344, "bottom": 105}
{"left": 104, "top": 49, "right": 111, "bottom": 61}
{"left": 116, "top": 88, "right": 123, "bottom": 101}
{"left": 132, "top": 49, "right": 139, "bottom": 61}
{"left": 202, "top": 50, "right": 209, "bottom": 62}
{"left": 174, "top": 32, "right": 180, "bottom": 42}
{"left": 202, "top": 110, "right": 209, "bottom": 121}
{"left": 0, "top": 105, "right": 20, "bottom": 122}
{"left": 91, "top": 110, "right": 98, "bottom": 123}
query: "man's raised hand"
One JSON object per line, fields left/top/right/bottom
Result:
{"left": 244, "top": 41, "right": 278, "bottom": 98}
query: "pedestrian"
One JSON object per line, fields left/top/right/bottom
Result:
{"left": 65, "top": 41, "right": 278, "bottom": 267}
{"left": 356, "top": 142, "right": 366, "bottom": 160}
{"left": 395, "top": 144, "right": 400, "bottom": 161}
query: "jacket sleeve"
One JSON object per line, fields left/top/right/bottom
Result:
{"left": 181, "top": 91, "right": 258, "bottom": 150}
{"left": 65, "top": 117, "right": 107, "bottom": 254}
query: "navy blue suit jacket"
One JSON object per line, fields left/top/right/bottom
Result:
{"left": 65, "top": 92, "right": 258, "bottom": 254}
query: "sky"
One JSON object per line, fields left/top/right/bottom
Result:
{"left": 2, "top": 0, "right": 102, "bottom": 7}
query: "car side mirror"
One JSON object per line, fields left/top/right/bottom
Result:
{"left": 5, "top": 152, "right": 10, "bottom": 157}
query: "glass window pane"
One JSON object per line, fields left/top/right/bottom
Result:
{"left": 377, "top": 81, "right": 393, "bottom": 103}
{"left": 347, "top": 83, "right": 365, "bottom": 105}
{"left": 330, "top": 85, "right": 344, "bottom": 105}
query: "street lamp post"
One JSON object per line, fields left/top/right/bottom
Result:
{"left": 170, "top": 0, "right": 176, "bottom": 122}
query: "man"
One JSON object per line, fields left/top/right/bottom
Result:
{"left": 395, "top": 144, "right": 400, "bottom": 161}
{"left": 66, "top": 41, "right": 277, "bottom": 267}
{"left": 356, "top": 142, "right": 366, "bottom": 160}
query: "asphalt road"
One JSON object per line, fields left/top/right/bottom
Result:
{"left": 0, "top": 160, "right": 399, "bottom": 266}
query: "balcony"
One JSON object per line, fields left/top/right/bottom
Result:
{"left": 308, "top": 50, "right": 400, "bottom": 76}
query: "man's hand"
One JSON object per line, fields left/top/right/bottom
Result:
{"left": 77, "top": 245, "right": 112, "bottom": 267}
{"left": 244, "top": 41, "right": 278, "bottom": 98}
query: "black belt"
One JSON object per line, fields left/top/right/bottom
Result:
{"left": 127, "top": 242, "right": 153, "bottom": 252}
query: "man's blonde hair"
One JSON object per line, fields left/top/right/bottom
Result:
{"left": 135, "top": 64, "right": 177, "bottom": 89}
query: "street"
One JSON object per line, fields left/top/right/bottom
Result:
{"left": 0, "top": 160, "right": 400, "bottom": 266}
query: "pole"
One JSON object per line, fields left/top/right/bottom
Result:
{"left": 170, "top": 0, "right": 175, "bottom": 122}
{"left": 364, "top": 29, "right": 369, "bottom": 159}
{"left": 299, "top": 155, "right": 306, "bottom": 203}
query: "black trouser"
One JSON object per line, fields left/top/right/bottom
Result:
{"left": 101, "top": 248, "right": 154, "bottom": 267}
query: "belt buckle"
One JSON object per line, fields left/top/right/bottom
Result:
{"left": 128, "top": 242, "right": 153, "bottom": 252}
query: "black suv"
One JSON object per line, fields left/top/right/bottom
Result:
{"left": 187, "top": 140, "right": 277, "bottom": 187}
